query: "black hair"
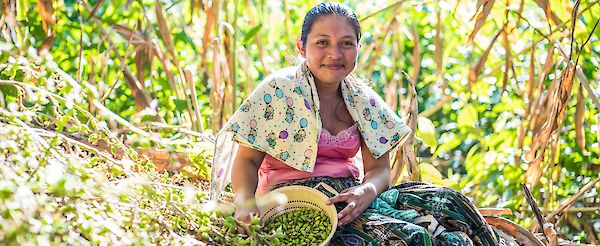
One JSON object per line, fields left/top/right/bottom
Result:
{"left": 300, "top": 2, "right": 361, "bottom": 47}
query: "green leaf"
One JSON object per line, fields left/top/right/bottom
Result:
{"left": 417, "top": 116, "right": 438, "bottom": 151}
{"left": 464, "top": 144, "right": 483, "bottom": 178}
{"left": 50, "top": 178, "right": 67, "bottom": 196}
{"left": 420, "top": 162, "right": 443, "bottom": 182}
{"left": 173, "top": 98, "right": 187, "bottom": 113}
{"left": 55, "top": 115, "right": 71, "bottom": 132}
{"left": 68, "top": 125, "right": 80, "bottom": 133}
{"left": 243, "top": 24, "right": 262, "bottom": 44}
{"left": 0, "top": 51, "right": 9, "bottom": 64}
{"left": 111, "top": 166, "right": 124, "bottom": 177}
{"left": 0, "top": 84, "right": 19, "bottom": 99}
{"left": 89, "top": 133, "right": 99, "bottom": 144}
{"left": 434, "top": 133, "right": 462, "bottom": 157}
{"left": 457, "top": 104, "right": 478, "bottom": 128}
{"left": 17, "top": 0, "right": 28, "bottom": 21}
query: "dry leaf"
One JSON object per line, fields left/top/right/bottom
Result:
{"left": 87, "top": 0, "right": 105, "bottom": 20}
{"left": 152, "top": 44, "right": 179, "bottom": 96}
{"left": 134, "top": 47, "right": 148, "bottom": 85}
{"left": 555, "top": 63, "right": 578, "bottom": 127}
{"left": 37, "top": 35, "right": 54, "bottom": 55}
{"left": 468, "top": 28, "right": 502, "bottom": 87}
{"left": 501, "top": 28, "right": 511, "bottom": 95}
{"left": 527, "top": 52, "right": 578, "bottom": 164}
{"left": 533, "top": 0, "right": 563, "bottom": 26}
{"left": 390, "top": 147, "right": 406, "bottom": 185}
{"left": 468, "top": 0, "right": 496, "bottom": 44}
{"left": 122, "top": 68, "right": 151, "bottom": 110}
{"left": 37, "top": 0, "right": 55, "bottom": 34}
{"left": 112, "top": 24, "right": 146, "bottom": 44}
{"left": 526, "top": 45, "right": 536, "bottom": 113}
{"left": 391, "top": 73, "right": 419, "bottom": 184}
{"left": 406, "top": 75, "right": 418, "bottom": 181}
{"left": 155, "top": 0, "right": 178, "bottom": 67}
{"left": 528, "top": 47, "right": 555, "bottom": 135}
{"left": 199, "top": 0, "right": 219, "bottom": 74}
{"left": 472, "top": 0, "right": 486, "bottom": 18}
{"left": 575, "top": 84, "right": 588, "bottom": 155}
{"left": 434, "top": 8, "right": 443, "bottom": 80}
{"left": 525, "top": 156, "right": 543, "bottom": 186}
{"left": 406, "top": 144, "right": 419, "bottom": 181}
{"left": 211, "top": 38, "right": 223, "bottom": 130}
{"left": 410, "top": 26, "right": 421, "bottom": 83}
{"left": 478, "top": 208, "right": 513, "bottom": 216}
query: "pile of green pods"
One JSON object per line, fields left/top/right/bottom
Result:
{"left": 262, "top": 208, "right": 331, "bottom": 245}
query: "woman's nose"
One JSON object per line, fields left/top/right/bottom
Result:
{"left": 327, "top": 45, "right": 343, "bottom": 59}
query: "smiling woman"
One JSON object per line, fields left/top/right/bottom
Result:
{"left": 210, "top": 2, "right": 501, "bottom": 245}
{"left": 298, "top": 14, "right": 359, "bottom": 88}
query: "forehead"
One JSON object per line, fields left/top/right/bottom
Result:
{"left": 307, "top": 15, "right": 357, "bottom": 39}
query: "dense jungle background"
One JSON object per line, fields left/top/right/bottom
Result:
{"left": 0, "top": 0, "right": 599, "bottom": 244}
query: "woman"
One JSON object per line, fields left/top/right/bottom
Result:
{"left": 210, "top": 2, "right": 500, "bottom": 245}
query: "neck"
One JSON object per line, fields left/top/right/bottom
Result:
{"left": 315, "top": 80, "right": 342, "bottom": 99}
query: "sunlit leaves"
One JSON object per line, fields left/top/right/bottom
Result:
{"left": 417, "top": 116, "right": 438, "bottom": 152}
{"left": 419, "top": 162, "right": 457, "bottom": 187}
{"left": 0, "top": 123, "right": 228, "bottom": 244}
{"left": 457, "top": 104, "right": 478, "bottom": 129}
{"left": 434, "top": 133, "right": 461, "bottom": 157}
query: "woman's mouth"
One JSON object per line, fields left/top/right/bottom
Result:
{"left": 321, "top": 64, "right": 345, "bottom": 70}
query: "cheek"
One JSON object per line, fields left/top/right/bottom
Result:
{"left": 307, "top": 53, "right": 326, "bottom": 67}
{"left": 310, "top": 51, "right": 326, "bottom": 61}
{"left": 346, "top": 52, "right": 358, "bottom": 67}
{"left": 345, "top": 50, "right": 358, "bottom": 61}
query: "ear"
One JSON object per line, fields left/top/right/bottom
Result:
{"left": 296, "top": 39, "right": 306, "bottom": 58}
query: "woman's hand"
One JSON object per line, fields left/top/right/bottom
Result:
{"left": 327, "top": 183, "right": 378, "bottom": 226}
{"left": 231, "top": 145, "right": 265, "bottom": 234}
{"left": 234, "top": 205, "right": 260, "bottom": 234}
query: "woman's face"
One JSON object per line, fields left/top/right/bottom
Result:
{"left": 298, "top": 15, "right": 360, "bottom": 86}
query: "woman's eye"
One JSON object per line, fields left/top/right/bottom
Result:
{"left": 316, "top": 40, "right": 328, "bottom": 45}
{"left": 342, "top": 41, "right": 355, "bottom": 46}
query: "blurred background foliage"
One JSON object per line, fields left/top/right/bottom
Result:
{"left": 1, "top": 0, "right": 599, "bottom": 244}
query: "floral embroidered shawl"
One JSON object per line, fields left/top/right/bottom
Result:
{"left": 210, "top": 63, "right": 411, "bottom": 199}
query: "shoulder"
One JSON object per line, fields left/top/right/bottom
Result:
{"left": 258, "top": 66, "right": 298, "bottom": 88}
{"left": 245, "top": 66, "right": 299, "bottom": 101}
{"left": 345, "top": 75, "right": 379, "bottom": 99}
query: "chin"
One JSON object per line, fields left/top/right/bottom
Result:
{"left": 320, "top": 76, "right": 346, "bottom": 84}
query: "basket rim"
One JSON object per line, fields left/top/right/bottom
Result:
{"left": 257, "top": 185, "right": 338, "bottom": 246}
{"left": 257, "top": 185, "right": 336, "bottom": 217}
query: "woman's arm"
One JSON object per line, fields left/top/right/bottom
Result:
{"left": 328, "top": 138, "right": 391, "bottom": 226}
{"left": 231, "top": 145, "right": 266, "bottom": 224}
{"left": 360, "top": 139, "right": 391, "bottom": 199}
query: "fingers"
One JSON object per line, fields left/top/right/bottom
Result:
{"left": 327, "top": 191, "right": 358, "bottom": 226}
{"left": 234, "top": 211, "right": 253, "bottom": 223}
{"left": 327, "top": 193, "right": 351, "bottom": 204}
{"left": 234, "top": 213, "right": 251, "bottom": 235}
{"left": 234, "top": 207, "right": 259, "bottom": 235}
{"left": 337, "top": 201, "right": 358, "bottom": 226}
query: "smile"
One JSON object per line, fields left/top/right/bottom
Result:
{"left": 321, "top": 64, "right": 345, "bottom": 70}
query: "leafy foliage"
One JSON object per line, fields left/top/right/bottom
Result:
{"left": 0, "top": 47, "right": 284, "bottom": 245}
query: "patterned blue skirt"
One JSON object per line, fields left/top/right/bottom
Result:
{"left": 272, "top": 177, "right": 502, "bottom": 246}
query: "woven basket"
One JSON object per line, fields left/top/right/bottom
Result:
{"left": 256, "top": 182, "right": 339, "bottom": 246}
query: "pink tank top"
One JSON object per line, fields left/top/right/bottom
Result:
{"left": 257, "top": 124, "right": 361, "bottom": 192}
